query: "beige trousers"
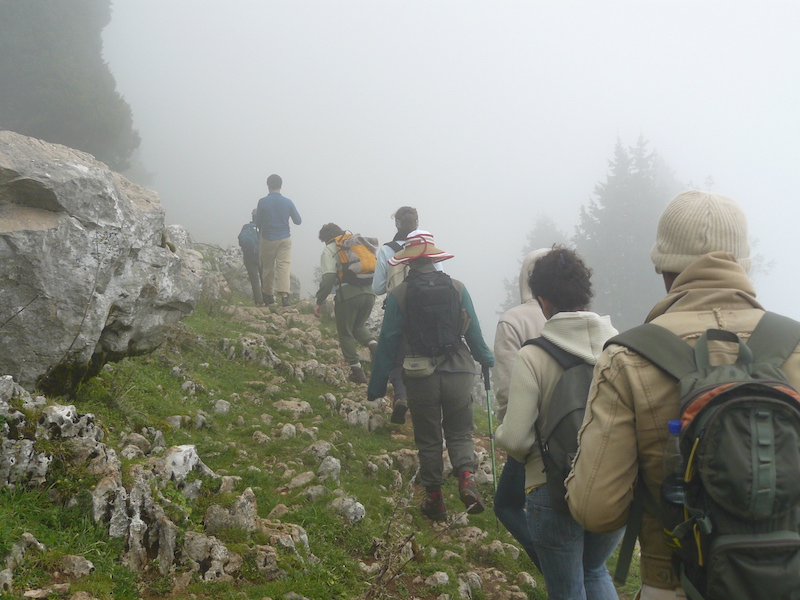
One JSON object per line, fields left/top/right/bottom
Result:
{"left": 259, "top": 237, "right": 292, "bottom": 296}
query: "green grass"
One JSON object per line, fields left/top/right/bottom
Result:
{"left": 0, "top": 301, "right": 640, "bottom": 599}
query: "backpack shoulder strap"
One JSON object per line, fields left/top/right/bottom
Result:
{"left": 385, "top": 240, "right": 403, "bottom": 252}
{"left": 605, "top": 323, "right": 696, "bottom": 380}
{"left": 745, "top": 311, "right": 800, "bottom": 367}
{"left": 524, "top": 336, "right": 584, "bottom": 371}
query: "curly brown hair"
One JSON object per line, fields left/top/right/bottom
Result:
{"left": 528, "top": 245, "right": 593, "bottom": 312}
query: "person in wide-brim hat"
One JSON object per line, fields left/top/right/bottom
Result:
{"left": 387, "top": 230, "right": 454, "bottom": 266}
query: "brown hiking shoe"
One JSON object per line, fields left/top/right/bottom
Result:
{"left": 458, "top": 471, "right": 485, "bottom": 514}
{"left": 420, "top": 490, "right": 447, "bottom": 521}
{"left": 349, "top": 365, "right": 367, "bottom": 384}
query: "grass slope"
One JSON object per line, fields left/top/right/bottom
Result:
{"left": 0, "top": 299, "right": 640, "bottom": 599}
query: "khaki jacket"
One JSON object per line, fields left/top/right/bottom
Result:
{"left": 565, "top": 252, "right": 800, "bottom": 589}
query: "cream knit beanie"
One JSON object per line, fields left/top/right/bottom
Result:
{"left": 651, "top": 190, "right": 751, "bottom": 274}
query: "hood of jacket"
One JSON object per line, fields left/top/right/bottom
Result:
{"left": 540, "top": 311, "right": 618, "bottom": 365}
{"left": 519, "top": 248, "right": 550, "bottom": 303}
{"left": 645, "top": 251, "right": 762, "bottom": 322}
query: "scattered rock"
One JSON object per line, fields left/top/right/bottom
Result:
{"left": 425, "top": 571, "right": 450, "bottom": 586}
{"left": 287, "top": 471, "right": 315, "bottom": 490}
{"left": 268, "top": 504, "right": 290, "bottom": 519}
{"left": 6, "top": 532, "right": 45, "bottom": 570}
{"left": 253, "top": 430, "right": 271, "bottom": 444}
{"left": 302, "top": 440, "right": 332, "bottom": 461}
{"left": 305, "top": 485, "right": 329, "bottom": 502}
{"left": 274, "top": 399, "right": 312, "bottom": 419}
{"left": 119, "top": 432, "right": 151, "bottom": 454}
{"left": 61, "top": 555, "right": 95, "bottom": 578}
{"left": 515, "top": 571, "right": 537, "bottom": 588}
{"left": 329, "top": 496, "right": 365, "bottom": 524}
{"left": 317, "top": 456, "right": 341, "bottom": 483}
{"left": 219, "top": 475, "right": 242, "bottom": 494}
{"left": 280, "top": 424, "right": 296, "bottom": 439}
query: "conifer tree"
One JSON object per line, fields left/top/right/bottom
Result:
{"left": 573, "top": 136, "right": 681, "bottom": 330}
{"left": 0, "top": 0, "right": 140, "bottom": 171}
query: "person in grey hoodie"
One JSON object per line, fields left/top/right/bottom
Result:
{"left": 492, "top": 248, "right": 548, "bottom": 569}
{"left": 496, "top": 246, "right": 623, "bottom": 600}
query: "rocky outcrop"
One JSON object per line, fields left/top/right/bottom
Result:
{"left": 0, "top": 131, "right": 203, "bottom": 392}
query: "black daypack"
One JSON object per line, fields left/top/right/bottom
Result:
{"left": 403, "top": 270, "right": 462, "bottom": 358}
{"left": 608, "top": 312, "right": 800, "bottom": 600}
{"left": 525, "top": 337, "right": 594, "bottom": 515}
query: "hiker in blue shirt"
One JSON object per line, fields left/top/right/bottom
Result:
{"left": 254, "top": 174, "right": 301, "bottom": 307}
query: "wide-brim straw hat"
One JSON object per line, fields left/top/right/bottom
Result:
{"left": 388, "top": 230, "right": 454, "bottom": 265}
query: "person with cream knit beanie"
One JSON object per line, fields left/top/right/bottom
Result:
{"left": 566, "top": 190, "right": 800, "bottom": 600}
{"left": 650, "top": 190, "right": 751, "bottom": 275}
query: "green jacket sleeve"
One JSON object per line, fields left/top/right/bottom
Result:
{"left": 367, "top": 292, "right": 403, "bottom": 400}
{"left": 461, "top": 286, "right": 494, "bottom": 367}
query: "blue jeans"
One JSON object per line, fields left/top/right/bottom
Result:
{"left": 494, "top": 456, "right": 541, "bottom": 569}
{"left": 526, "top": 485, "right": 624, "bottom": 600}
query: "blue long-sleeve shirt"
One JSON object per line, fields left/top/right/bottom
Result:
{"left": 255, "top": 192, "right": 302, "bottom": 240}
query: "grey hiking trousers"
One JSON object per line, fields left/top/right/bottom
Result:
{"left": 404, "top": 370, "right": 477, "bottom": 489}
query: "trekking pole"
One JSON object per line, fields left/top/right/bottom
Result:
{"left": 482, "top": 365, "right": 498, "bottom": 495}
{"left": 482, "top": 365, "right": 500, "bottom": 531}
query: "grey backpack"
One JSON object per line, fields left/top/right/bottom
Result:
{"left": 525, "top": 336, "right": 594, "bottom": 515}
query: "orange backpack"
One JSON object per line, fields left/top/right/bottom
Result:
{"left": 333, "top": 233, "right": 378, "bottom": 286}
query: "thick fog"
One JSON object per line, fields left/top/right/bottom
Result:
{"left": 102, "top": 2, "right": 800, "bottom": 340}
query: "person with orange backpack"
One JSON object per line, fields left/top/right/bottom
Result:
{"left": 314, "top": 223, "right": 378, "bottom": 384}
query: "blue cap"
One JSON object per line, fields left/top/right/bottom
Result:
{"left": 668, "top": 419, "right": 682, "bottom": 435}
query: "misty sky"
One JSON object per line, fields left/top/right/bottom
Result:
{"left": 102, "top": 2, "right": 800, "bottom": 340}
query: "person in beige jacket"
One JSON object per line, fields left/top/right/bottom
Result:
{"left": 492, "top": 248, "right": 548, "bottom": 567}
{"left": 496, "top": 247, "right": 623, "bottom": 600}
{"left": 565, "top": 190, "right": 800, "bottom": 600}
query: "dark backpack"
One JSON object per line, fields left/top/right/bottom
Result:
{"left": 524, "top": 337, "right": 594, "bottom": 515}
{"left": 238, "top": 222, "right": 260, "bottom": 257}
{"left": 403, "top": 270, "right": 462, "bottom": 358}
{"left": 608, "top": 312, "right": 800, "bottom": 600}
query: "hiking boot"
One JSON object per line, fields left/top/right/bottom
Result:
{"left": 281, "top": 294, "right": 290, "bottom": 307}
{"left": 349, "top": 365, "right": 367, "bottom": 384}
{"left": 263, "top": 294, "right": 275, "bottom": 306}
{"left": 458, "top": 471, "right": 485, "bottom": 514}
{"left": 390, "top": 398, "right": 408, "bottom": 424}
{"left": 420, "top": 490, "right": 447, "bottom": 521}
